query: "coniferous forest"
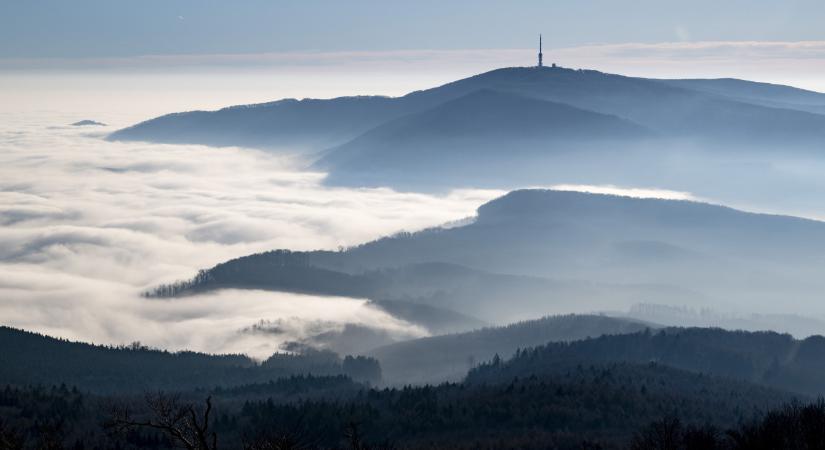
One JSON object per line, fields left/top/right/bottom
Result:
{"left": 4, "top": 323, "right": 825, "bottom": 449}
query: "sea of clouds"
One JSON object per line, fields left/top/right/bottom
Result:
{"left": 0, "top": 103, "right": 714, "bottom": 359}
{"left": 0, "top": 111, "right": 505, "bottom": 358}
{"left": 5, "top": 73, "right": 825, "bottom": 358}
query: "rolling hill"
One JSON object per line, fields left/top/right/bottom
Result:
{"left": 151, "top": 189, "right": 825, "bottom": 332}
{"left": 468, "top": 327, "right": 825, "bottom": 396}
{"left": 368, "top": 314, "right": 655, "bottom": 385}
{"left": 108, "top": 95, "right": 416, "bottom": 152}
{"left": 0, "top": 326, "right": 379, "bottom": 393}
{"left": 660, "top": 78, "right": 825, "bottom": 115}
{"left": 314, "top": 89, "right": 650, "bottom": 173}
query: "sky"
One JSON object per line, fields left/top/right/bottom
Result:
{"left": 3, "top": 0, "right": 825, "bottom": 117}
{"left": 2, "top": 1, "right": 825, "bottom": 58}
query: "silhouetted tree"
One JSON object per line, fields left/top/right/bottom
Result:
{"left": 630, "top": 416, "right": 684, "bottom": 450}
{"left": 106, "top": 393, "right": 217, "bottom": 450}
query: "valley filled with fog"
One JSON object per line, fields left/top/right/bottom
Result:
{"left": 0, "top": 109, "right": 504, "bottom": 356}
{"left": 6, "top": 93, "right": 825, "bottom": 361}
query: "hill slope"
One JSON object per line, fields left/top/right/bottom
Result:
{"left": 108, "top": 96, "right": 415, "bottom": 152}
{"left": 369, "top": 314, "right": 655, "bottom": 385}
{"left": 468, "top": 327, "right": 825, "bottom": 396}
{"left": 111, "top": 67, "right": 825, "bottom": 153}
{"left": 153, "top": 189, "right": 825, "bottom": 330}
{"left": 0, "top": 326, "right": 379, "bottom": 393}
{"left": 660, "top": 78, "right": 825, "bottom": 114}
{"left": 315, "top": 89, "right": 649, "bottom": 174}
{"left": 395, "top": 67, "right": 825, "bottom": 141}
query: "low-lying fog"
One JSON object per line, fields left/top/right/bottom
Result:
{"left": 5, "top": 105, "right": 825, "bottom": 358}
{"left": 0, "top": 111, "right": 501, "bottom": 357}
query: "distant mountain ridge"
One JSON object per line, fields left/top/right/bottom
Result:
{"left": 314, "top": 89, "right": 650, "bottom": 173}
{"left": 110, "top": 95, "right": 413, "bottom": 152}
{"left": 109, "top": 67, "right": 825, "bottom": 152}
{"left": 110, "top": 66, "right": 825, "bottom": 189}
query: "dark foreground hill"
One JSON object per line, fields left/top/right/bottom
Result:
{"left": 369, "top": 314, "right": 654, "bottom": 385}
{"left": 2, "top": 324, "right": 820, "bottom": 448}
{"left": 0, "top": 326, "right": 381, "bottom": 393}
{"left": 468, "top": 327, "right": 825, "bottom": 396}
{"left": 0, "top": 362, "right": 796, "bottom": 449}
{"left": 151, "top": 190, "right": 825, "bottom": 330}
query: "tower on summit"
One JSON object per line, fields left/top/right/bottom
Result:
{"left": 538, "top": 34, "right": 543, "bottom": 67}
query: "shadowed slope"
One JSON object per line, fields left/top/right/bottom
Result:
{"left": 369, "top": 314, "right": 655, "bottom": 385}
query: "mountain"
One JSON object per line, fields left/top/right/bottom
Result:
{"left": 319, "top": 69, "right": 825, "bottom": 189}
{"left": 70, "top": 119, "right": 106, "bottom": 126}
{"left": 0, "top": 326, "right": 380, "bottom": 393}
{"left": 110, "top": 66, "right": 825, "bottom": 190}
{"left": 108, "top": 96, "right": 417, "bottom": 152}
{"left": 660, "top": 78, "right": 825, "bottom": 115}
{"left": 107, "top": 67, "right": 825, "bottom": 153}
{"left": 314, "top": 89, "right": 649, "bottom": 184}
{"left": 368, "top": 314, "right": 655, "bottom": 385}
{"left": 391, "top": 67, "right": 825, "bottom": 145}
{"left": 468, "top": 327, "right": 825, "bottom": 396}
{"left": 318, "top": 190, "right": 825, "bottom": 292}
{"left": 153, "top": 189, "right": 825, "bottom": 329}
{"left": 151, "top": 257, "right": 704, "bottom": 325}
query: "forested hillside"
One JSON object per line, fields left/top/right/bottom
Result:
{"left": 0, "top": 327, "right": 381, "bottom": 393}
{"left": 370, "top": 314, "right": 654, "bottom": 385}
{"left": 468, "top": 327, "right": 825, "bottom": 395}
{"left": 5, "top": 324, "right": 825, "bottom": 448}
{"left": 0, "top": 363, "right": 797, "bottom": 449}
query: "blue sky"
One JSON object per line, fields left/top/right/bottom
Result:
{"left": 4, "top": 1, "right": 825, "bottom": 112}
{"left": 2, "top": 0, "right": 824, "bottom": 58}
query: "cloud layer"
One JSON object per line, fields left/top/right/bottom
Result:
{"left": 0, "top": 112, "right": 501, "bottom": 357}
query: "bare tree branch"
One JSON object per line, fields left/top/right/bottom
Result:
{"left": 104, "top": 392, "right": 217, "bottom": 450}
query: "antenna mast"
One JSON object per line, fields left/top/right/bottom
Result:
{"left": 538, "top": 34, "right": 543, "bottom": 67}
